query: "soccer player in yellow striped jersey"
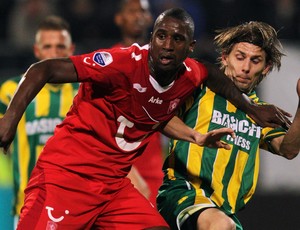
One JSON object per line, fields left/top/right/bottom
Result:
{"left": 157, "top": 21, "right": 300, "bottom": 230}
{"left": 0, "top": 16, "right": 78, "bottom": 227}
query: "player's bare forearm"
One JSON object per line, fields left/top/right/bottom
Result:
{"left": 163, "top": 116, "right": 235, "bottom": 149}
{"left": 162, "top": 116, "right": 197, "bottom": 142}
{"left": 203, "top": 61, "right": 292, "bottom": 128}
{"left": 203, "top": 61, "right": 249, "bottom": 110}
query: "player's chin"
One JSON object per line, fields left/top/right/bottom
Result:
{"left": 235, "top": 82, "right": 250, "bottom": 93}
{"left": 157, "top": 62, "right": 176, "bottom": 71}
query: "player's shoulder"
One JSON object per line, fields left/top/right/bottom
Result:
{"left": 182, "top": 58, "right": 208, "bottom": 86}
{"left": 111, "top": 43, "right": 149, "bottom": 68}
{"left": 116, "top": 43, "right": 148, "bottom": 57}
{"left": 92, "top": 43, "right": 148, "bottom": 67}
{"left": 124, "top": 43, "right": 149, "bottom": 51}
{"left": 248, "top": 91, "right": 266, "bottom": 105}
{"left": 184, "top": 57, "right": 206, "bottom": 69}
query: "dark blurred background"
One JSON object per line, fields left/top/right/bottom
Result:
{"left": 0, "top": 0, "right": 300, "bottom": 229}
{"left": 1, "top": 0, "right": 300, "bottom": 78}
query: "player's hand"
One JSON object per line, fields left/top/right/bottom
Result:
{"left": 194, "top": 127, "right": 235, "bottom": 150}
{"left": 0, "top": 117, "right": 17, "bottom": 154}
{"left": 247, "top": 102, "right": 292, "bottom": 130}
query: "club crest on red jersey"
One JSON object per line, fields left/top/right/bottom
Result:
{"left": 93, "top": 52, "right": 113, "bottom": 67}
{"left": 168, "top": 99, "right": 180, "bottom": 114}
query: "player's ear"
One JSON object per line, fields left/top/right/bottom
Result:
{"left": 262, "top": 63, "right": 271, "bottom": 76}
{"left": 189, "top": 40, "right": 196, "bottom": 53}
{"left": 68, "top": 43, "right": 76, "bottom": 56}
{"left": 221, "top": 53, "right": 228, "bottom": 66}
{"left": 33, "top": 44, "right": 41, "bottom": 60}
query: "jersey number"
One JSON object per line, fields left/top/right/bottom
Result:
{"left": 115, "top": 116, "right": 143, "bottom": 151}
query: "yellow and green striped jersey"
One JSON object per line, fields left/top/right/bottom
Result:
{"left": 0, "top": 76, "right": 79, "bottom": 215}
{"left": 163, "top": 85, "right": 286, "bottom": 215}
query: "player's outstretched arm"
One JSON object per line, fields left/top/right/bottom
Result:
{"left": 0, "top": 58, "right": 77, "bottom": 154}
{"left": 162, "top": 116, "right": 235, "bottom": 149}
{"left": 203, "top": 61, "right": 292, "bottom": 129}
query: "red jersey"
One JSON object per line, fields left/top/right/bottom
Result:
{"left": 37, "top": 44, "right": 208, "bottom": 183}
{"left": 111, "top": 42, "right": 165, "bottom": 206}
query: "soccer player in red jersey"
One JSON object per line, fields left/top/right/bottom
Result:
{"left": 0, "top": 8, "right": 290, "bottom": 230}
{"left": 113, "top": 0, "right": 164, "bottom": 207}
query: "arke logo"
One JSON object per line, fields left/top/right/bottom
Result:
{"left": 148, "top": 96, "right": 163, "bottom": 104}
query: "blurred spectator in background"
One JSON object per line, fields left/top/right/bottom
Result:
{"left": 0, "top": 15, "right": 78, "bottom": 229}
{"left": 7, "top": 0, "right": 57, "bottom": 50}
{"left": 57, "top": 0, "right": 101, "bottom": 50}
{"left": 263, "top": 0, "right": 300, "bottom": 40}
{"left": 113, "top": 0, "right": 152, "bottom": 47}
{"left": 57, "top": 0, "right": 122, "bottom": 51}
{"left": 1, "top": 0, "right": 300, "bottom": 82}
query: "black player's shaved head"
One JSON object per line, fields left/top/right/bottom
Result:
{"left": 154, "top": 8, "right": 195, "bottom": 40}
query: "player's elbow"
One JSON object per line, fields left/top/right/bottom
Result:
{"left": 284, "top": 153, "right": 298, "bottom": 160}
{"left": 279, "top": 148, "right": 299, "bottom": 160}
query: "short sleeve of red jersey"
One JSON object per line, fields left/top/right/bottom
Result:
{"left": 70, "top": 45, "right": 144, "bottom": 84}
